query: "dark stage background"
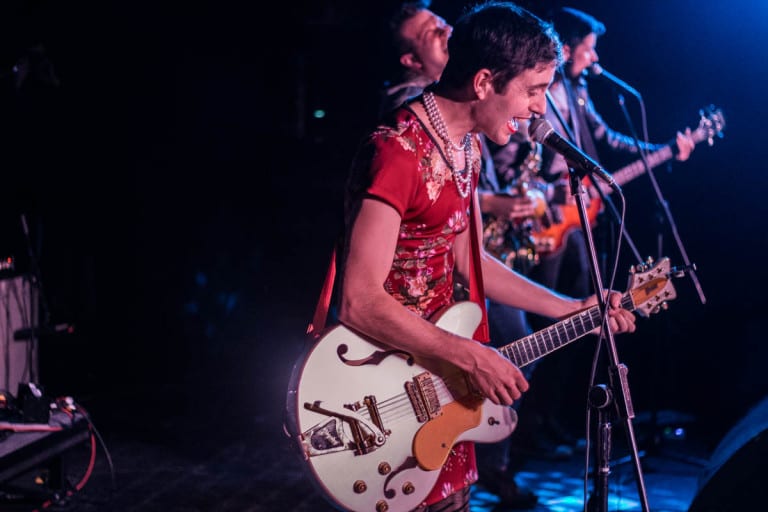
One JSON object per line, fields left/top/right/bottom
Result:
{"left": 0, "top": 0, "right": 766, "bottom": 455}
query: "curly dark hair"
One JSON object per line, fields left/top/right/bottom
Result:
{"left": 439, "top": 1, "right": 562, "bottom": 94}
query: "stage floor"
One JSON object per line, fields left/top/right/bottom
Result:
{"left": 0, "top": 401, "right": 709, "bottom": 512}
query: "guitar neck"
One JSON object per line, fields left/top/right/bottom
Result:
{"left": 499, "top": 293, "right": 634, "bottom": 368}
{"left": 611, "top": 127, "right": 709, "bottom": 188}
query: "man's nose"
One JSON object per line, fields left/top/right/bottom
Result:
{"left": 530, "top": 97, "right": 547, "bottom": 117}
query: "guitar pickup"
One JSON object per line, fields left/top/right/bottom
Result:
{"left": 405, "top": 372, "right": 442, "bottom": 423}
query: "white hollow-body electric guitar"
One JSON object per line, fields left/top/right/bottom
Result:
{"left": 285, "top": 257, "right": 680, "bottom": 512}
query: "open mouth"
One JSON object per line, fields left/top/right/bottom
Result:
{"left": 506, "top": 118, "right": 520, "bottom": 134}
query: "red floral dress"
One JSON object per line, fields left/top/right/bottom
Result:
{"left": 349, "top": 105, "right": 483, "bottom": 507}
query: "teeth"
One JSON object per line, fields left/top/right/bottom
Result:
{"left": 506, "top": 118, "right": 519, "bottom": 134}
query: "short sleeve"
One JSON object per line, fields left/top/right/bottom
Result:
{"left": 366, "top": 130, "right": 422, "bottom": 217}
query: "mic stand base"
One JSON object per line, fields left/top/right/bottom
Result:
{"left": 586, "top": 384, "right": 612, "bottom": 512}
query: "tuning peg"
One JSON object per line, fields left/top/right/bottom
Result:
{"left": 632, "top": 258, "right": 652, "bottom": 274}
{"left": 670, "top": 262, "right": 697, "bottom": 278}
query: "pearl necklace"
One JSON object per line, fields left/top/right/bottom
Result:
{"left": 422, "top": 92, "right": 473, "bottom": 198}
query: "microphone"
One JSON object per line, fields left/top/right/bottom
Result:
{"left": 588, "top": 64, "right": 641, "bottom": 98}
{"left": 528, "top": 118, "right": 619, "bottom": 191}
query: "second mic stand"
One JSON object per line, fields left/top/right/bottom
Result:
{"left": 611, "top": 92, "right": 705, "bottom": 462}
{"left": 566, "top": 167, "right": 650, "bottom": 512}
{"left": 613, "top": 93, "right": 706, "bottom": 305}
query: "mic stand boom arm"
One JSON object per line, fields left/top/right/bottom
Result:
{"left": 604, "top": 83, "right": 705, "bottom": 304}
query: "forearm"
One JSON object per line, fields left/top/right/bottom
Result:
{"left": 480, "top": 253, "right": 581, "bottom": 319}
{"left": 597, "top": 125, "right": 666, "bottom": 155}
{"left": 456, "top": 193, "right": 580, "bottom": 320}
{"left": 479, "top": 191, "right": 510, "bottom": 218}
{"left": 338, "top": 198, "right": 482, "bottom": 373}
{"left": 337, "top": 288, "right": 480, "bottom": 373}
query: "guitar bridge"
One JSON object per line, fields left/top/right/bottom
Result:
{"left": 346, "top": 395, "right": 390, "bottom": 455}
{"left": 405, "top": 372, "right": 442, "bottom": 423}
{"left": 302, "top": 398, "right": 388, "bottom": 457}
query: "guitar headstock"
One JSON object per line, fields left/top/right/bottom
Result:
{"left": 626, "top": 257, "right": 678, "bottom": 318}
{"left": 695, "top": 105, "right": 726, "bottom": 146}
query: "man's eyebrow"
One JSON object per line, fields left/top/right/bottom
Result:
{"left": 529, "top": 82, "right": 551, "bottom": 91}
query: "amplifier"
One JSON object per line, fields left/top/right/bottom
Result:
{"left": 0, "top": 275, "right": 39, "bottom": 394}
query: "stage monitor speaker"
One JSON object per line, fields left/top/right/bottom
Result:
{"left": 0, "top": 275, "right": 38, "bottom": 395}
{"left": 688, "top": 395, "right": 768, "bottom": 511}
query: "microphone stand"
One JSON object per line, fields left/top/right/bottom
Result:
{"left": 608, "top": 89, "right": 706, "bottom": 466}
{"left": 596, "top": 75, "right": 705, "bottom": 305}
{"left": 565, "top": 164, "right": 650, "bottom": 512}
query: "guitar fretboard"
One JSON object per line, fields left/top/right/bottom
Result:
{"left": 500, "top": 294, "right": 634, "bottom": 368}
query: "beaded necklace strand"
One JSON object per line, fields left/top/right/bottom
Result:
{"left": 422, "top": 91, "right": 473, "bottom": 198}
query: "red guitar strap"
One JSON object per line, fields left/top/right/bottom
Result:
{"left": 306, "top": 247, "right": 336, "bottom": 339}
{"left": 468, "top": 189, "right": 490, "bottom": 343}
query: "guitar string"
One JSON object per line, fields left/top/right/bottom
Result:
{"left": 355, "top": 375, "right": 463, "bottom": 425}
{"left": 339, "top": 277, "right": 657, "bottom": 431}
{"left": 351, "top": 309, "right": 639, "bottom": 437}
{"left": 343, "top": 370, "right": 461, "bottom": 424}
{"left": 354, "top": 310, "right": 605, "bottom": 426}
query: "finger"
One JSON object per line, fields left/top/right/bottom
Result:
{"left": 608, "top": 316, "right": 626, "bottom": 334}
{"left": 490, "top": 386, "right": 513, "bottom": 406}
{"left": 618, "top": 316, "right": 635, "bottom": 333}
{"left": 505, "top": 386, "right": 520, "bottom": 404}
{"left": 611, "top": 311, "right": 636, "bottom": 333}
{"left": 606, "top": 291, "right": 621, "bottom": 308}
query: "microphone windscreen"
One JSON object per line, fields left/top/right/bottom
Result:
{"left": 528, "top": 118, "right": 553, "bottom": 143}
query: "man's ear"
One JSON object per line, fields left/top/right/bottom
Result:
{"left": 562, "top": 44, "right": 572, "bottom": 62}
{"left": 400, "top": 53, "right": 422, "bottom": 72}
{"left": 473, "top": 68, "right": 494, "bottom": 99}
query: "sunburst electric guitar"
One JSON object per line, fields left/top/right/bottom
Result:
{"left": 285, "top": 257, "right": 680, "bottom": 512}
{"left": 533, "top": 105, "right": 725, "bottom": 255}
